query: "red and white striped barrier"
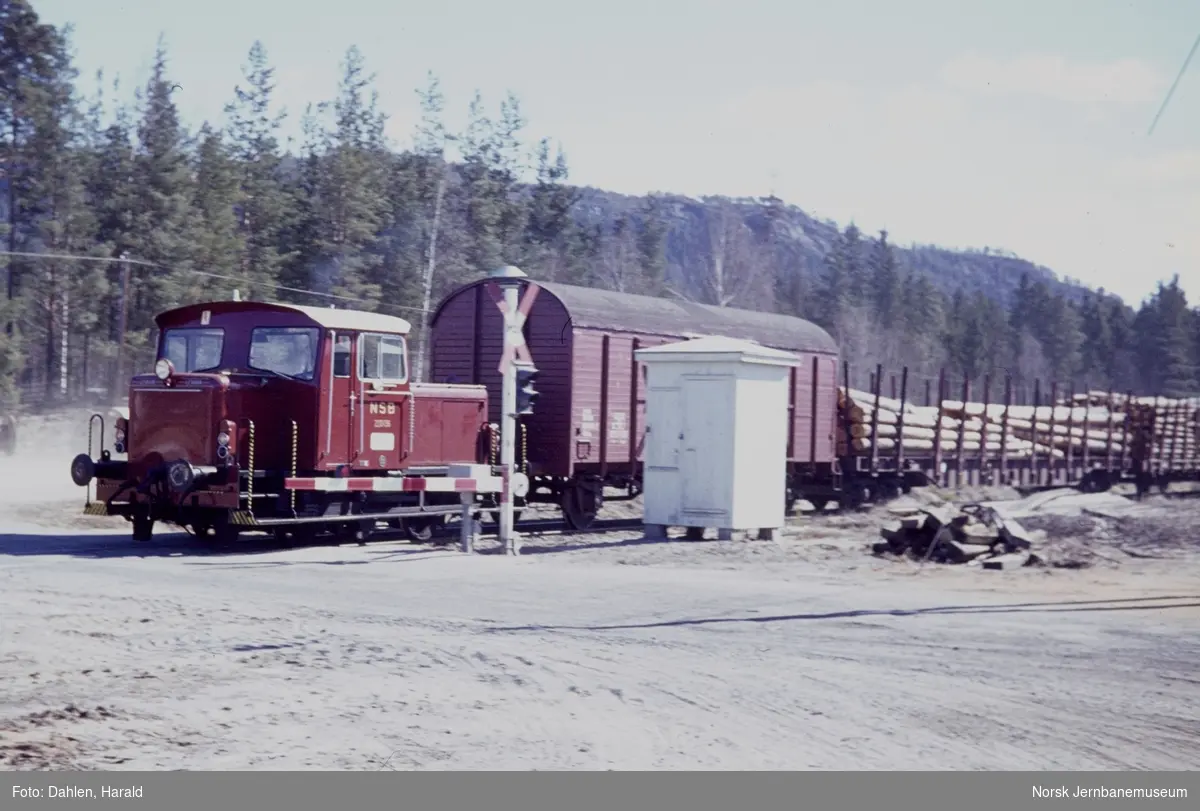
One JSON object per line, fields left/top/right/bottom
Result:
{"left": 284, "top": 474, "right": 503, "bottom": 493}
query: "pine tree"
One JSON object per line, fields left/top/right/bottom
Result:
{"left": 1038, "top": 293, "right": 1084, "bottom": 384}
{"left": 815, "top": 228, "right": 851, "bottom": 333}
{"left": 1078, "top": 292, "right": 1115, "bottom": 387}
{"left": 525, "top": 137, "right": 579, "bottom": 278}
{"left": 224, "top": 41, "right": 291, "bottom": 299}
{"left": 312, "top": 46, "right": 390, "bottom": 306}
{"left": 457, "top": 91, "right": 505, "bottom": 275}
{"left": 868, "top": 229, "right": 901, "bottom": 330}
{"left": 841, "top": 223, "right": 868, "bottom": 303}
{"left": 0, "top": 0, "right": 66, "bottom": 395}
{"left": 124, "top": 38, "right": 200, "bottom": 369}
{"left": 190, "top": 124, "right": 243, "bottom": 296}
{"left": 634, "top": 195, "right": 668, "bottom": 296}
{"left": 1150, "top": 277, "right": 1198, "bottom": 397}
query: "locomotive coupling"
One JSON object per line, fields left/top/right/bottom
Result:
{"left": 70, "top": 452, "right": 126, "bottom": 487}
{"left": 70, "top": 453, "right": 96, "bottom": 487}
{"left": 165, "top": 460, "right": 219, "bottom": 493}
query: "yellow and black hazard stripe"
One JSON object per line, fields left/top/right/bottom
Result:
{"left": 83, "top": 502, "right": 110, "bottom": 516}
{"left": 228, "top": 510, "right": 258, "bottom": 527}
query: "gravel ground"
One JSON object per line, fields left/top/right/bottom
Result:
{"left": 1, "top": 411, "right": 1198, "bottom": 771}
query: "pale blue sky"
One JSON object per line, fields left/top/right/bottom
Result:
{"left": 34, "top": 0, "right": 1200, "bottom": 308}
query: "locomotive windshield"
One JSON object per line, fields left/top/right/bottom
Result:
{"left": 162, "top": 328, "right": 224, "bottom": 373}
{"left": 249, "top": 327, "right": 319, "bottom": 381}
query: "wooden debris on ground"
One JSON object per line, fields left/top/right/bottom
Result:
{"left": 872, "top": 503, "right": 1042, "bottom": 569}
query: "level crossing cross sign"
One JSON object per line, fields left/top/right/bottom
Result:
{"left": 487, "top": 281, "right": 541, "bottom": 374}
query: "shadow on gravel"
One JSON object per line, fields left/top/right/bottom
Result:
{"left": 0, "top": 526, "right": 677, "bottom": 564}
{"left": 493, "top": 595, "right": 1200, "bottom": 632}
{"left": 0, "top": 529, "right": 444, "bottom": 563}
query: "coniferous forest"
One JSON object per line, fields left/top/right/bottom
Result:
{"left": 2, "top": 0, "right": 1198, "bottom": 411}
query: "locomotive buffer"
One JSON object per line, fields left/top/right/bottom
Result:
{"left": 489, "top": 265, "right": 541, "bottom": 555}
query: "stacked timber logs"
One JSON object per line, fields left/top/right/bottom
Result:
{"left": 839, "top": 383, "right": 1200, "bottom": 470}
{"left": 1091, "top": 395, "right": 1199, "bottom": 469}
{"left": 940, "top": 399, "right": 1123, "bottom": 457}
{"left": 838, "top": 389, "right": 1061, "bottom": 459}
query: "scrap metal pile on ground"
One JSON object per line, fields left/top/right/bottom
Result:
{"left": 838, "top": 386, "right": 1199, "bottom": 484}
{"left": 873, "top": 502, "right": 1040, "bottom": 570}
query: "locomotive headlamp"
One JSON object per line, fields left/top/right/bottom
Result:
{"left": 155, "top": 358, "right": 175, "bottom": 381}
{"left": 114, "top": 427, "right": 126, "bottom": 442}
{"left": 217, "top": 432, "right": 230, "bottom": 446}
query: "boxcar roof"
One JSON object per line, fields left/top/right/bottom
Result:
{"left": 512, "top": 280, "right": 839, "bottom": 355}
{"left": 156, "top": 300, "right": 412, "bottom": 335}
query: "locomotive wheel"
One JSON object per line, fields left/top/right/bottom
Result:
{"left": 403, "top": 516, "right": 439, "bottom": 543}
{"left": 485, "top": 509, "right": 523, "bottom": 525}
{"left": 131, "top": 513, "right": 154, "bottom": 542}
{"left": 561, "top": 483, "right": 599, "bottom": 531}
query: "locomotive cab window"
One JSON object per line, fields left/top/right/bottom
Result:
{"left": 332, "top": 334, "right": 352, "bottom": 377}
{"left": 249, "top": 327, "right": 319, "bottom": 381}
{"left": 359, "top": 333, "right": 407, "bottom": 383}
{"left": 161, "top": 328, "right": 224, "bottom": 373}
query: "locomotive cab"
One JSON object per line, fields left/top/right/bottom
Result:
{"left": 71, "top": 300, "right": 492, "bottom": 542}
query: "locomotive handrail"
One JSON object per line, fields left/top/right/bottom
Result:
{"left": 290, "top": 420, "right": 298, "bottom": 517}
{"left": 87, "top": 412, "right": 105, "bottom": 463}
{"left": 237, "top": 417, "right": 257, "bottom": 517}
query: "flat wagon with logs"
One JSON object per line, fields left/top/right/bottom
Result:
{"left": 838, "top": 370, "right": 1200, "bottom": 499}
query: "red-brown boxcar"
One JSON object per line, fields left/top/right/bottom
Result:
{"left": 428, "top": 278, "right": 841, "bottom": 528}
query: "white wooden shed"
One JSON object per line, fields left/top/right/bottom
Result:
{"left": 634, "top": 335, "right": 802, "bottom": 540}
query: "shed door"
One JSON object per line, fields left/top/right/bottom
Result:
{"left": 645, "top": 386, "right": 681, "bottom": 472}
{"left": 681, "top": 376, "right": 727, "bottom": 513}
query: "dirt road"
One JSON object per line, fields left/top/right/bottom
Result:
{"left": 2, "top": 483, "right": 1198, "bottom": 771}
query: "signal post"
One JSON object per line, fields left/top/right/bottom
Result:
{"left": 488, "top": 266, "right": 541, "bottom": 555}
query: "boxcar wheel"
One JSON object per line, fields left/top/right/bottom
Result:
{"left": 561, "top": 483, "right": 599, "bottom": 531}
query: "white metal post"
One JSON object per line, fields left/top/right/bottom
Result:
{"left": 488, "top": 265, "right": 532, "bottom": 556}
{"left": 499, "top": 281, "right": 520, "bottom": 555}
{"left": 459, "top": 493, "right": 477, "bottom": 554}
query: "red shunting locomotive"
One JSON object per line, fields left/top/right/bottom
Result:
{"left": 70, "top": 300, "right": 507, "bottom": 543}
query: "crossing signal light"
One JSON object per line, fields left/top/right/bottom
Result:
{"left": 515, "top": 364, "right": 540, "bottom": 416}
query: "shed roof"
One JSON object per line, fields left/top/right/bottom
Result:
{"left": 156, "top": 300, "right": 412, "bottom": 335}
{"left": 634, "top": 335, "right": 802, "bottom": 366}
{"left": 531, "top": 281, "right": 838, "bottom": 355}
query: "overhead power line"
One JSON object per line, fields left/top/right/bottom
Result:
{"left": 0, "top": 250, "right": 430, "bottom": 316}
{"left": 1148, "top": 30, "right": 1200, "bottom": 136}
